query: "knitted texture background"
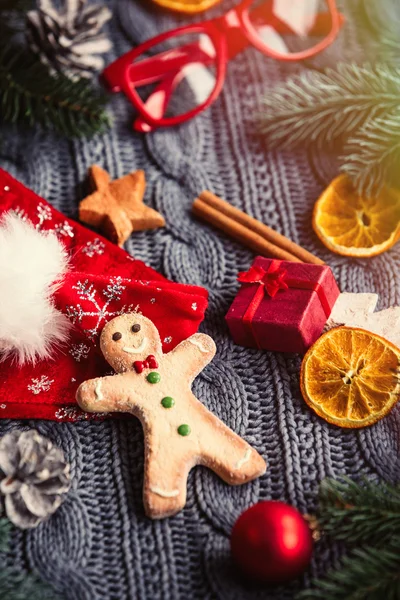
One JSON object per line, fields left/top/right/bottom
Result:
{"left": 1, "top": 0, "right": 400, "bottom": 598}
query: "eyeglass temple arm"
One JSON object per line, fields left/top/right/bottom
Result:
{"left": 103, "top": 41, "right": 214, "bottom": 92}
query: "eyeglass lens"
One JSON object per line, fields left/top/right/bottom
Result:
{"left": 128, "top": 32, "right": 218, "bottom": 121}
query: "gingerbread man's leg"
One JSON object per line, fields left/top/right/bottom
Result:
{"left": 195, "top": 404, "right": 266, "bottom": 485}
{"left": 143, "top": 443, "right": 193, "bottom": 519}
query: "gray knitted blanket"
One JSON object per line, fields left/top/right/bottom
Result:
{"left": 1, "top": 1, "right": 399, "bottom": 598}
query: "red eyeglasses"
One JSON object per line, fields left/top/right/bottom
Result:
{"left": 103, "top": 0, "right": 343, "bottom": 132}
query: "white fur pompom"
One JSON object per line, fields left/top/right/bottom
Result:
{"left": 0, "top": 212, "right": 71, "bottom": 365}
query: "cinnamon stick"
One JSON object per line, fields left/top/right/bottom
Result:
{"left": 193, "top": 198, "right": 302, "bottom": 263}
{"left": 195, "top": 190, "right": 324, "bottom": 265}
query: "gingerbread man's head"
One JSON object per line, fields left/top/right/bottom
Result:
{"left": 100, "top": 314, "right": 162, "bottom": 373}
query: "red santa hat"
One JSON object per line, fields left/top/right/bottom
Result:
{"left": 0, "top": 169, "right": 208, "bottom": 421}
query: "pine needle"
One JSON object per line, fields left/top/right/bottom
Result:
{"left": 0, "top": 517, "right": 60, "bottom": 598}
{"left": 0, "top": 568, "right": 60, "bottom": 600}
{"left": 0, "top": 24, "right": 110, "bottom": 138}
{"left": 297, "top": 544, "right": 400, "bottom": 600}
{"left": 298, "top": 478, "right": 400, "bottom": 600}
{"left": 317, "top": 477, "right": 400, "bottom": 546}
{"left": 257, "top": 63, "right": 400, "bottom": 151}
{"left": 341, "top": 107, "right": 400, "bottom": 196}
{"left": 359, "top": 0, "right": 400, "bottom": 64}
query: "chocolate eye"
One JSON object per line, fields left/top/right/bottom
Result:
{"left": 131, "top": 324, "right": 141, "bottom": 333}
{"left": 112, "top": 332, "right": 122, "bottom": 341}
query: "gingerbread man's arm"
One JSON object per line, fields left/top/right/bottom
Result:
{"left": 167, "top": 333, "right": 216, "bottom": 382}
{"left": 76, "top": 374, "right": 137, "bottom": 414}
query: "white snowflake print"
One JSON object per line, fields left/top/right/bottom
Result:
{"left": 55, "top": 406, "right": 108, "bottom": 421}
{"left": 37, "top": 203, "right": 52, "bottom": 228}
{"left": 191, "top": 303, "right": 197, "bottom": 311}
{"left": 164, "top": 336, "right": 172, "bottom": 344}
{"left": 0, "top": 404, "right": 6, "bottom": 409}
{"left": 12, "top": 203, "right": 75, "bottom": 239}
{"left": 54, "top": 221, "right": 74, "bottom": 238}
{"left": 150, "top": 298, "right": 156, "bottom": 304}
{"left": 55, "top": 407, "right": 87, "bottom": 421}
{"left": 65, "top": 278, "right": 139, "bottom": 341}
{"left": 103, "top": 277, "right": 125, "bottom": 301}
{"left": 81, "top": 239, "right": 105, "bottom": 257}
{"left": 27, "top": 375, "right": 54, "bottom": 395}
{"left": 69, "top": 343, "right": 90, "bottom": 362}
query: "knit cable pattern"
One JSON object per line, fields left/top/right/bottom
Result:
{"left": 0, "top": 0, "right": 399, "bottom": 598}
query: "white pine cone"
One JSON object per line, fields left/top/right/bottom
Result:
{"left": 0, "top": 429, "right": 71, "bottom": 529}
{"left": 27, "top": 0, "right": 112, "bottom": 80}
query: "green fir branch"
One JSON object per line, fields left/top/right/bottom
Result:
{"left": 297, "top": 544, "right": 400, "bottom": 600}
{"left": 0, "top": 567, "right": 60, "bottom": 600}
{"left": 297, "top": 478, "right": 400, "bottom": 600}
{"left": 341, "top": 107, "right": 400, "bottom": 196}
{"left": 257, "top": 63, "right": 400, "bottom": 151}
{"left": 0, "top": 518, "right": 60, "bottom": 598}
{"left": 316, "top": 478, "right": 400, "bottom": 545}
{"left": 358, "top": 0, "right": 400, "bottom": 65}
{"left": 0, "top": 29, "right": 110, "bottom": 138}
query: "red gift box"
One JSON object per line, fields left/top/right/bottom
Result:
{"left": 225, "top": 257, "right": 340, "bottom": 354}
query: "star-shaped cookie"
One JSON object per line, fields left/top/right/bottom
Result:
{"left": 79, "top": 165, "right": 165, "bottom": 246}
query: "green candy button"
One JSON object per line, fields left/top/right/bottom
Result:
{"left": 161, "top": 397, "right": 175, "bottom": 409}
{"left": 147, "top": 372, "right": 161, "bottom": 384}
{"left": 177, "top": 424, "right": 191, "bottom": 437}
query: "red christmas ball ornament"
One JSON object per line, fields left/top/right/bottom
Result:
{"left": 230, "top": 501, "right": 313, "bottom": 584}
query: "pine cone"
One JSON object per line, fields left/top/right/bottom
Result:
{"left": 0, "top": 429, "right": 71, "bottom": 529}
{"left": 27, "top": 0, "right": 112, "bottom": 80}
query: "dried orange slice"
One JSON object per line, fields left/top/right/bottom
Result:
{"left": 312, "top": 174, "right": 400, "bottom": 257}
{"left": 300, "top": 327, "right": 400, "bottom": 428}
{"left": 151, "top": 0, "right": 221, "bottom": 13}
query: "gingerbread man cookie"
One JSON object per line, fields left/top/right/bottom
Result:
{"left": 76, "top": 314, "right": 266, "bottom": 519}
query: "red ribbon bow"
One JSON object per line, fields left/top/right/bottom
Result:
{"left": 133, "top": 355, "right": 159, "bottom": 374}
{"left": 238, "top": 262, "right": 288, "bottom": 298}
{"left": 237, "top": 260, "right": 332, "bottom": 350}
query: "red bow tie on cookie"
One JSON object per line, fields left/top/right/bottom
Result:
{"left": 133, "top": 355, "right": 158, "bottom": 374}
{"left": 0, "top": 169, "right": 209, "bottom": 422}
